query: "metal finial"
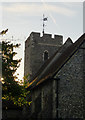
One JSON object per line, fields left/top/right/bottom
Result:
{"left": 42, "top": 14, "right": 48, "bottom": 35}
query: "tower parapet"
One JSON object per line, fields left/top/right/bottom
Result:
{"left": 29, "top": 32, "right": 63, "bottom": 46}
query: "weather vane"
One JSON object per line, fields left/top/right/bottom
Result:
{"left": 42, "top": 14, "right": 48, "bottom": 35}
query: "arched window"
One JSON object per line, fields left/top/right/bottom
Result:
{"left": 43, "top": 50, "right": 49, "bottom": 61}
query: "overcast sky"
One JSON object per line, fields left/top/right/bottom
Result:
{"left": 0, "top": 1, "right": 83, "bottom": 80}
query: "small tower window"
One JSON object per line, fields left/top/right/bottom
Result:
{"left": 43, "top": 50, "right": 49, "bottom": 61}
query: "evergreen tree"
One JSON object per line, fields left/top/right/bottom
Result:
{"left": 2, "top": 41, "right": 31, "bottom": 106}
{"left": 2, "top": 41, "right": 22, "bottom": 98}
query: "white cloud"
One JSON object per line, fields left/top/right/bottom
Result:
{"left": 1, "top": 0, "right": 84, "bottom": 2}
{"left": 42, "top": 3, "right": 76, "bottom": 17}
{"left": 3, "top": 3, "right": 44, "bottom": 15}
{"left": 3, "top": 3, "right": 76, "bottom": 17}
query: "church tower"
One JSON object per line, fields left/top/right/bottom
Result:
{"left": 24, "top": 32, "right": 63, "bottom": 83}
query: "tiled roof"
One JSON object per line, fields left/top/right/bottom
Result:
{"left": 26, "top": 33, "right": 85, "bottom": 90}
